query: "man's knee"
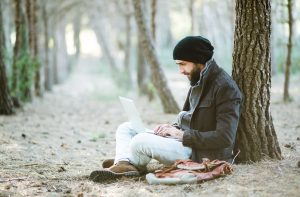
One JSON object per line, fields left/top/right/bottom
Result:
{"left": 130, "top": 133, "right": 151, "bottom": 154}
{"left": 116, "top": 122, "right": 132, "bottom": 135}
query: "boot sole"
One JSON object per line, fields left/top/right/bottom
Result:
{"left": 89, "top": 170, "right": 140, "bottom": 182}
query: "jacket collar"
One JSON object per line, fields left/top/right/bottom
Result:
{"left": 194, "top": 58, "right": 215, "bottom": 87}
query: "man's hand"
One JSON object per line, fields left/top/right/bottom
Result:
{"left": 153, "top": 124, "right": 184, "bottom": 141}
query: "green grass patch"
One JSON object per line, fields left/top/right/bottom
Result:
{"left": 89, "top": 132, "right": 107, "bottom": 142}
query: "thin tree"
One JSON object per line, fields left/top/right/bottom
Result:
{"left": 52, "top": 30, "right": 59, "bottom": 84}
{"left": 33, "top": 0, "right": 41, "bottom": 96}
{"left": 137, "top": 0, "right": 155, "bottom": 100}
{"left": 12, "top": 0, "right": 22, "bottom": 103}
{"left": 137, "top": 31, "right": 153, "bottom": 100}
{"left": 26, "top": 0, "right": 41, "bottom": 96}
{"left": 133, "top": 0, "right": 179, "bottom": 113}
{"left": 42, "top": 0, "right": 52, "bottom": 91}
{"left": 151, "top": 0, "right": 157, "bottom": 40}
{"left": 283, "top": 0, "right": 293, "bottom": 102}
{"left": 122, "top": 0, "right": 133, "bottom": 88}
{"left": 232, "top": 0, "right": 282, "bottom": 162}
{"left": 136, "top": 0, "right": 154, "bottom": 99}
{"left": 73, "top": 14, "right": 81, "bottom": 59}
{"left": 189, "top": 0, "right": 195, "bottom": 34}
{"left": 92, "top": 16, "right": 118, "bottom": 73}
{"left": 0, "top": 0, "right": 14, "bottom": 114}
{"left": 55, "top": 21, "right": 68, "bottom": 81}
{"left": 12, "top": 0, "right": 32, "bottom": 103}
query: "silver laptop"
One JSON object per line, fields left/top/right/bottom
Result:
{"left": 119, "top": 96, "right": 153, "bottom": 133}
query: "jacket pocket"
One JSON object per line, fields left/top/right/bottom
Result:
{"left": 192, "top": 99, "right": 216, "bottom": 132}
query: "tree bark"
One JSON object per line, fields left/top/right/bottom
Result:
{"left": 12, "top": 0, "right": 22, "bottom": 97}
{"left": 151, "top": 0, "right": 156, "bottom": 41}
{"left": 33, "top": 0, "right": 41, "bottom": 96}
{"left": 232, "top": 0, "right": 282, "bottom": 162}
{"left": 271, "top": 1, "right": 278, "bottom": 76}
{"left": 137, "top": 0, "right": 153, "bottom": 99}
{"left": 0, "top": 0, "right": 14, "bottom": 114}
{"left": 42, "top": 1, "right": 52, "bottom": 91}
{"left": 12, "top": 0, "right": 32, "bottom": 103}
{"left": 133, "top": 0, "right": 179, "bottom": 113}
{"left": 283, "top": 0, "right": 293, "bottom": 102}
{"left": 26, "top": 0, "right": 41, "bottom": 97}
{"left": 137, "top": 32, "right": 153, "bottom": 100}
{"left": 137, "top": 35, "right": 147, "bottom": 94}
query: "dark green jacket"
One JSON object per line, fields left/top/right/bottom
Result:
{"left": 179, "top": 60, "right": 242, "bottom": 162}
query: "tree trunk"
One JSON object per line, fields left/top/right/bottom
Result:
{"left": 0, "top": 0, "right": 14, "bottom": 114}
{"left": 33, "top": 0, "right": 41, "bottom": 96}
{"left": 232, "top": 0, "right": 282, "bottom": 162}
{"left": 137, "top": 35, "right": 147, "bottom": 94}
{"left": 151, "top": 0, "right": 156, "bottom": 40}
{"left": 92, "top": 17, "right": 118, "bottom": 73}
{"left": 189, "top": 0, "right": 195, "bottom": 34}
{"left": 0, "top": 61, "right": 14, "bottom": 114}
{"left": 12, "top": 0, "right": 32, "bottom": 103}
{"left": 124, "top": 0, "right": 133, "bottom": 89}
{"left": 271, "top": 1, "right": 278, "bottom": 76}
{"left": 42, "top": 1, "right": 52, "bottom": 91}
{"left": 12, "top": 0, "right": 21, "bottom": 98}
{"left": 26, "top": 0, "right": 41, "bottom": 97}
{"left": 133, "top": 0, "right": 179, "bottom": 113}
{"left": 52, "top": 31, "right": 59, "bottom": 84}
{"left": 138, "top": 1, "right": 153, "bottom": 99}
{"left": 137, "top": 32, "right": 153, "bottom": 100}
{"left": 26, "top": 0, "right": 33, "bottom": 54}
{"left": 56, "top": 22, "right": 68, "bottom": 80}
{"left": 159, "top": 0, "right": 173, "bottom": 48}
{"left": 283, "top": 0, "right": 293, "bottom": 102}
{"left": 73, "top": 15, "right": 81, "bottom": 59}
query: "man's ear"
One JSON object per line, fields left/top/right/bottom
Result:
{"left": 197, "top": 63, "right": 205, "bottom": 71}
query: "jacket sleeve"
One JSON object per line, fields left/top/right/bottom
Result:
{"left": 182, "top": 84, "right": 242, "bottom": 150}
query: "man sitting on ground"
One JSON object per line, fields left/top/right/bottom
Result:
{"left": 90, "top": 36, "right": 242, "bottom": 182}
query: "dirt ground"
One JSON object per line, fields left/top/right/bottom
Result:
{"left": 0, "top": 58, "right": 300, "bottom": 197}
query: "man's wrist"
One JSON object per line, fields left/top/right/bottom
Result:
{"left": 175, "top": 129, "right": 184, "bottom": 141}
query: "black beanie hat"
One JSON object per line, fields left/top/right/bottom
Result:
{"left": 173, "top": 36, "right": 214, "bottom": 64}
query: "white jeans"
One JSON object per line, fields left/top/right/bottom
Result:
{"left": 114, "top": 122, "right": 192, "bottom": 167}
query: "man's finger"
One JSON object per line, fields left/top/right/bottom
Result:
{"left": 154, "top": 124, "right": 163, "bottom": 132}
{"left": 153, "top": 125, "right": 160, "bottom": 132}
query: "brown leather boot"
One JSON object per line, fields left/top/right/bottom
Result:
{"left": 102, "top": 159, "right": 114, "bottom": 168}
{"left": 90, "top": 161, "right": 140, "bottom": 182}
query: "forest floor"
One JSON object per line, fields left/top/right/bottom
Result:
{"left": 0, "top": 57, "right": 300, "bottom": 197}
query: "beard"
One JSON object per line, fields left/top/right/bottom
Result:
{"left": 189, "top": 65, "right": 201, "bottom": 86}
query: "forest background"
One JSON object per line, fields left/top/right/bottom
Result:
{"left": 0, "top": 0, "right": 299, "bottom": 196}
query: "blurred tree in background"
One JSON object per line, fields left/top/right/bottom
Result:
{"left": 0, "top": 0, "right": 14, "bottom": 114}
{"left": 283, "top": 0, "right": 294, "bottom": 102}
{"left": 12, "top": 0, "right": 33, "bottom": 104}
{"left": 133, "top": 0, "right": 179, "bottom": 113}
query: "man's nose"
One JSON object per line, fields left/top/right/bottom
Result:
{"left": 179, "top": 67, "right": 185, "bottom": 74}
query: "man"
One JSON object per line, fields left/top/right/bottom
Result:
{"left": 90, "top": 36, "right": 242, "bottom": 182}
